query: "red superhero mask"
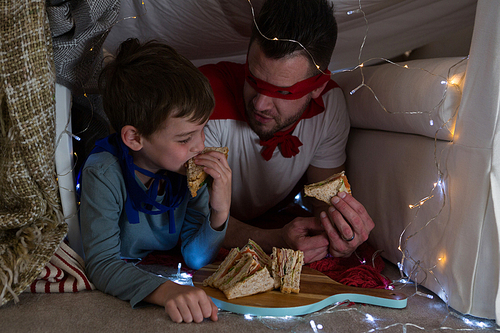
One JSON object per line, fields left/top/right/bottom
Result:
{"left": 244, "top": 62, "right": 331, "bottom": 100}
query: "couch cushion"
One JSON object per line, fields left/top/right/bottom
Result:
{"left": 334, "top": 57, "right": 468, "bottom": 141}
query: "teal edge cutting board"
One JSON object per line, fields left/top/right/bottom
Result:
{"left": 193, "top": 263, "right": 407, "bottom": 317}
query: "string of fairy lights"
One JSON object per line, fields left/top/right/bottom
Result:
{"left": 333, "top": 3, "right": 467, "bottom": 314}
{"left": 51, "top": 0, "right": 497, "bottom": 330}
{"left": 217, "top": 300, "right": 496, "bottom": 331}
{"left": 343, "top": 10, "right": 470, "bottom": 323}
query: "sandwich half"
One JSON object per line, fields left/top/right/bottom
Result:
{"left": 204, "top": 252, "right": 274, "bottom": 299}
{"left": 303, "top": 171, "right": 351, "bottom": 205}
{"left": 186, "top": 146, "right": 229, "bottom": 197}
{"left": 203, "top": 247, "right": 241, "bottom": 288}
{"left": 202, "top": 239, "right": 275, "bottom": 299}
{"left": 240, "top": 238, "right": 271, "bottom": 269}
{"left": 271, "top": 247, "right": 304, "bottom": 294}
{"left": 222, "top": 266, "right": 275, "bottom": 300}
{"left": 211, "top": 252, "right": 251, "bottom": 289}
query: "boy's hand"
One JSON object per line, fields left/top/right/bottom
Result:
{"left": 194, "top": 151, "right": 231, "bottom": 229}
{"left": 145, "top": 281, "right": 218, "bottom": 323}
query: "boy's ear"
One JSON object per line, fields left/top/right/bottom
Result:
{"left": 121, "top": 125, "right": 143, "bottom": 151}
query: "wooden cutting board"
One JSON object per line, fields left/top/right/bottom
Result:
{"left": 193, "top": 263, "right": 407, "bottom": 316}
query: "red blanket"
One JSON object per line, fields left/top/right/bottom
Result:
{"left": 139, "top": 242, "right": 392, "bottom": 289}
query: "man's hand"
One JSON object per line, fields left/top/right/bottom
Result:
{"left": 319, "top": 191, "right": 374, "bottom": 257}
{"left": 281, "top": 216, "right": 330, "bottom": 263}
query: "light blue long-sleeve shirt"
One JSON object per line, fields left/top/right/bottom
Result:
{"left": 80, "top": 151, "right": 226, "bottom": 307}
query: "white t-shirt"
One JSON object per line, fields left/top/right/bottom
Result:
{"left": 204, "top": 87, "right": 350, "bottom": 221}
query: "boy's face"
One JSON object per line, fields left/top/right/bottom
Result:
{"left": 133, "top": 115, "right": 207, "bottom": 175}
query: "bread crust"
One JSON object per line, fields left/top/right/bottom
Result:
{"left": 303, "top": 171, "right": 351, "bottom": 205}
{"left": 223, "top": 268, "right": 274, "bottom": 300}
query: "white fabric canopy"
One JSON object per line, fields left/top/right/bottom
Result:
{"left": 103, "top": 0, "right": 477, "bottom": 69}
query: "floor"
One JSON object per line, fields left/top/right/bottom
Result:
{"left": 1, "top": 260, "right": 498, "bottom": 332}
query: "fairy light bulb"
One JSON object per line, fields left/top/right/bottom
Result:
{"left": 347, "top": 9, "right": 361, "bottom": 15}
{"left": 365, "top": 314, "right": 375, "bottom": 322}
{"left": 310, "top": 320, "right": 319, "bottom": 332}
{"left": 350, "top": 83, "right": 364, "bottom": 95}
{"left": 448, "top": 75, "right": 461, "bottom": 86}
{"left": 68, "top": 131, "right": 81, "bottom": 141}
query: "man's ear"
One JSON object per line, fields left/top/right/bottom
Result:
{"left": 121, "top": 125, "right": 143, "bottom": 151}
{"left": 311, "top": 80, "right": 329, "bottom": 99}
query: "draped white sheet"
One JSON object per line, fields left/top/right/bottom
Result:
{"left": 453, "top": 0, "right": 500, "bottom": 319}
{"left": 103, "top": 0, "right": 477, "bottom": 70}
{"left": 60, "top": 0, "right": 500, "bottom": 321}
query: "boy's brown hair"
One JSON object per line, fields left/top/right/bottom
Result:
{"left": 99, "top": 38, "right": 215, "bottom": 138}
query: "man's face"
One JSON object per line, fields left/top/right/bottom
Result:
{"left": 243, "top": 42, "right": 315, "bottom": 141}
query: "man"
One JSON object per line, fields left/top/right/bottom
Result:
{"left": 200, "top": 0, "right": 374, "bottom": 263}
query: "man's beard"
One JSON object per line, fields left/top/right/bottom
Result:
{"left": 245, "top": 97, "right": 311, "bottom": 141}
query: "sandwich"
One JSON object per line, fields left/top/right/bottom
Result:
{"left": 271, "top": 247, "right": 304, "bottom": 294}
{"left": 303, "top": 171, "right": 351, "bottom": 205}
{"left": 222, "top": 265, "right": 275, "bottom": 300}
{"left": 202, "top": 239, "right": 304, "bottom": 299}
{"left": 203, "top": 252, "right": 274, "bottom": 300}
{"left": 240, "top": 238, "right": 271, "bottom": 269}
{"left": 203, "top": 239, "right": 274, "bottom": 300}
{"left": 186, "top": 146, "right": 229, "bottom": 197}
{"left": 202, "top": 247, "right": 242, "bottom": 288}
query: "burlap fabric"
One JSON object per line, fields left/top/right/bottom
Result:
{"left": 0, "top": 1, "right": 67, "bottom": 305}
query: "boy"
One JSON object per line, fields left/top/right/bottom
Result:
{"left": 79, "top": 38, "right": 231, "bottom": 323}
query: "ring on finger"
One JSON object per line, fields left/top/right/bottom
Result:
{"left": 342, "top": 233, "right": 355, "bottom": 242}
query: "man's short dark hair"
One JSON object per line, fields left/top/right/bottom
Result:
{"left": 99, "top": 38, "right": 214, "bottom": 138}
{"left": 250, "top": 0, "right": 337, "bottom": 73}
